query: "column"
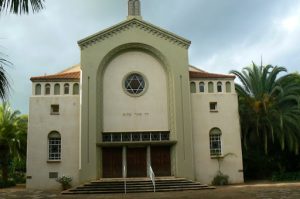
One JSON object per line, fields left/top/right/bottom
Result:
{"left": 122, "top": 146, "right": 127, "bottom": 178}
{"left": 147, "top": 145, "right": 151, "bottom": 177}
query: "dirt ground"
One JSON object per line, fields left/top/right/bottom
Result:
{"left": 1, "top": 182, "right": 300, "bottom": 199}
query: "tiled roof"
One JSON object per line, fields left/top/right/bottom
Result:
{"left": 189, "top": 71, "right": 235, "bottom": 79}
{"left": 30, "top": 65, "right": 234, "bottom": 81}
{"left": 30, "top": 71, "right": 80, "bottom": 82}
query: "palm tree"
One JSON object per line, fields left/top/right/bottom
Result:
{"left": 0, "top": 0, "right": 44, "bottom": 14}
{"left": 0, "top": 57, "right": 10, "bottom": 100}
{"left": 231, "top": 63, "right": 300, "bottom": 154}
{"left": 0, "top": 103, "right": 27, "bottom": 182}
{"left": 0, "top": 0, "right": 45, "bottom": 100}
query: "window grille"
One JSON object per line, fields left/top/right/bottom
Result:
{"left": 209, "top": 128, "right": 222, "bottom": 156}
{"left": 48, "top": 132, "right": 61, "bottom": 160}
{"left": 102, "top": 132, "right": 170, "bottom": 143}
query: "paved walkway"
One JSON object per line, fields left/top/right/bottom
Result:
{"left": 0, "top": 182, "right": 300, "bottom": 199}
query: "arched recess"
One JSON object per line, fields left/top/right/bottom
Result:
{"left": 96, "top": 43, "right": 174, "bottom": 135}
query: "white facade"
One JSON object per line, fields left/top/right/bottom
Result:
{"left": 103, "top": 51, "right": 169, "bottom": 132}
{"left": 27, "top": 86, "right": 80, "bottom": 189}
{"left": 26, "top": 1, "right": 244, "bottom": 190}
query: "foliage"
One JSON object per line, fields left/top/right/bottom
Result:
{"left": 211, "top": 153, "right": 236, "bottom": 185}
{"left": 212, "top": 172, "right": 229, "bottom": 186}
{"left": 0, "top": 103, "right": 27, "bottom": 183}
{"left": 0, "top": 55, "right": 11, "bottom": 100}
{"left": 0, "top": 178, "right": 16, "bottom": 188}
{"left": 272, "top": 172, "right": 300, "bottom": 181}
{"left": 231, "top": 63, "right": 300, "bottom": 154}
{"left": 0, "top": 0, "right": 44, "bottom": 15}
{"left": 56, "top": 175, "right": 72, "bottom": 190}
{"left": 243, "top": 142, "right": 300, "bottom": 180}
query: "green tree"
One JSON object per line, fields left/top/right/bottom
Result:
{"left": 231, "top": 63, "right": 300, "bottom": 154}
{"left": 0, "top": 0, "right": 45, "bottom": 100}
{"left": 0, "top": 103, "right": 27, "bottom": 182}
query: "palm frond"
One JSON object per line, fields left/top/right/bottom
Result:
{"left": 0, "top": 0, "right": 45, "bottom": 15}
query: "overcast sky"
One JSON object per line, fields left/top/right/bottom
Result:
{"left": 0, "top": 0, "right": 300, "bottom": 113}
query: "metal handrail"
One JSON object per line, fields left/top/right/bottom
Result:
{"left": 149, "top": 166, "right": 156, "bottom": 192}
{"left": 123, "top": 165, "right": 127, "bottom": 194}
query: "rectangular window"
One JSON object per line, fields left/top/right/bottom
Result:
{"left": 48, "top": 138, "right": 61, "bottom": 160}
{"left": 51, "top": 105, "right": 59, "bottom": 115}
{"left": 210, "top": 102, "right": 218, "bottom": 112}
{"left": 49, "top": 172, "right": 58, "bottom": 179}
{"left": 210, "top": 134, "right": 222, "bottom": 156}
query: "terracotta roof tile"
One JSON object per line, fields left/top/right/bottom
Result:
{"left": 30, "top": 71, "right": 80, "bottom": 82}
{"left": 30, "top": 68, "right": 233, "bottom": 82}
{"left": 189, "top": 71, "right": 235, "bottom": 79}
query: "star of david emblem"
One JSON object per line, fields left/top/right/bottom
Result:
{"left": 125, "top": 73, "right": 145, "bottom": 95}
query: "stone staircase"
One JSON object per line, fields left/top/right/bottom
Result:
{"left": 62, "top": 177, "right": 215, "bottom": 194}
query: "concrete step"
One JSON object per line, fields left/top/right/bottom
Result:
{"left": 62, "top": 178, "right": 215, "bottom": 195}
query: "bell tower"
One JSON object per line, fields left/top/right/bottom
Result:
{"left": 128, "top": 0, "right": 142, "bottom": 20}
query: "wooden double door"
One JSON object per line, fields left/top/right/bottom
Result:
{"left": 151, "top": 146, "right": 171, "bottom": 176}
{"left": 126, "top": 147, "right": 147, "bottom": 177}
{"left": 102, "top": 147, "right": 123, "bottom": 178}
{"left": 102, "top": 146, "right": 171, "bottom": 178}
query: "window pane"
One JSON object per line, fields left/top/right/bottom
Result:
{"left": 73, "top": 83, "right": 79, "bottom": 95}
{"left": 199, "top": 82, "right": 205, "bottom": 93}
{"left": 190, "top": 82, "right": 196, "bottom": 93}
{"left": 217, "top": 82, "right": 222, "bottom": 92}
{"left": 210, "top": 102, "right": 217, "bottom": 111}
{"left": 54, "top": 84, "right": 60, "bottom": 95}
{"left": 208, "top": 82, "right": 214, "bottom": 93}
{"left": 45, "top": 84, "right": 51, "bottom": 95}
{"left": 64, "top": 84, "right": 69, "bottom": 94}
{"left": 209, "top": 128, "right": 222, "bottom": 156}
{"left": 125, "top": 73, "right": 145, "bottom": 95}
{"left": 48, "top": 133, "right": 61, "bottom": 160}
{"left": 226, "top": 82, "right": 231, "bottom": 93}
{"left": 35, "top": 84, "right": 41, "bottom": 95}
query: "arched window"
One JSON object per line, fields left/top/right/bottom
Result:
{"left": 64, "top": 83, "right": 69, "bottom": 94}
{"left": 190, "top": 82, "right": 196, "bottom": 93}
{"left": 45, "top": 84, "right": 51, "bottom": 95}
{"left": 199, "top": 82, "right": 205, "bottom": 93}
{"left": 73, "top": 83, "right": 79, "bottom": 95}
{"left": 54, "top": 84, "right": 60, "bottom": 95}
{"left": 209, "top": 128, "right": 222, "bottom": 156}
{"left": 35, "top": 84, "right": 41, "bottom": 95}
{"left": 217, "top": 82, "right": 222, "bottom": 93}
{"left": 48, "top": 131, "right": 61, "bottom": 160}
{"left": 208, "top": 82, "right": 214, "bottom": 93}
{"left": 226, "top": 82, "right": 231, "bottom": 93}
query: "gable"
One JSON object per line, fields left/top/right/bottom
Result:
{"left": 78, "top": 18, "right": 191, "bottom": 50}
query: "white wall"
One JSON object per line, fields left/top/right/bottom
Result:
{"left": 103, "top": 50, "right": 169, "bottom": 132}
{"left": 191, "top": 88, "right": 244, "bottom": 184}
{"left": 26, "top": 95, "right": 80, "bottom": 190}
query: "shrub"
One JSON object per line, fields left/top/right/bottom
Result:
{"left": 56, "top": 175, "right": 72, "bottom": 190}
{"left": 272, "top": 172, "right": 300, "bottom": 181}
{"left": 212, "top": 172, "right": 229, "bottom": 186}
{"left": 0, "top": 179, "right": 16, "bottom": 188}
{"left": 11, "top": 172, "right": 26, "bottom": 184}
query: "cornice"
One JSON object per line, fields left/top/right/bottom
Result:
{"left": 78, "top": 18, "right": 191, "bottom": 50}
